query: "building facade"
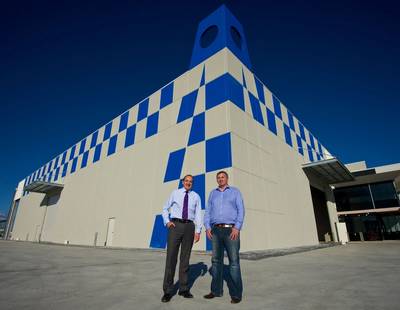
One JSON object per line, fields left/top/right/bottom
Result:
{"left": 7, "top": 6, "right": 397, "bottom": 251}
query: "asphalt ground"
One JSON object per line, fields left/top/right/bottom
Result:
{"left": 0, "top": 240, "right": 399, "bottom": 310}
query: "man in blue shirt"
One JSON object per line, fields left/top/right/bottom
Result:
{"left": 203, "top": 170, "right": 245, "bottom": 304}
{"left": 161, "top": 174, "right": 202, "bottom": 303}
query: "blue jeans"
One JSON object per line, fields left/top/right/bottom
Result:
{"left": 210, "top": 226, "right": 243, "bottom": 299}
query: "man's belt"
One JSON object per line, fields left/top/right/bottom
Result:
{"left": 171, "top": 218, "right": 193, "bottom": 224}
{"left": 213, "top": 223, "right": 234, "bottom": 228}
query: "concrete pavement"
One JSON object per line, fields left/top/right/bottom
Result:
{"left": 0, "top": 240, "right": 399, "bottom": 310}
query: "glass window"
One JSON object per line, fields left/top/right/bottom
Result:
{"left": 334, "top": 185, "right": 374, "bottom": 211}
{"left": 370, "top": 182, "right": 400, "bottom": 209}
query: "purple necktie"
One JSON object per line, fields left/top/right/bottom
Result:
{"left": 182, "top": 191, "right": 189, "bottom": 220}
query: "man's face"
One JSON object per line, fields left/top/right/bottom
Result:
{"left": 182, "top": 176, "right": 193, "bottom": 191}
{"left": 216, "top": 173, "right": 228, "bottom": 187}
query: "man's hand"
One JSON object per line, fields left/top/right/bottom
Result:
{"left": 194, "top": 233, "right": 200, "bottom": 243}
{"left": 206, "top": 229, "right": 213, "bottom": 240}
{"left": 230, "top": 227, "right": 240, "bottom": 240}
{"left": 166, "top": 222, "right": 175, "bottom": 228}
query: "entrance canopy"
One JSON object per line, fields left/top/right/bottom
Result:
{"left": 24, "top": 181, "right": 64, "bottom": 194}
{"left": 303, "top": 158, "right": 354, "bottom": 185}
{"left": 337, "top": 207, "right": 400, "bottom": 216}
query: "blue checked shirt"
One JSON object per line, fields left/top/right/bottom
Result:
{"left": 162, "top": 188, "right": 203, "bottom": 233}
{"left": 204, "top": 186, "right": 245, "bottom": 230}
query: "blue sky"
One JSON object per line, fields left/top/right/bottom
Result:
{"left": 1, "top": 0, "right": 399, "bottom": 217}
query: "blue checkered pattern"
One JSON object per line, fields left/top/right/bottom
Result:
{"left": 22, "top": 53, "right": 330, "bottom": 203}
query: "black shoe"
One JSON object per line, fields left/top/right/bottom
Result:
{"left": 161, "top": 294, "right": 172, "bottom": 302}
{"left": 178, "top": 291, "right": 193, "bottom": 298}
{"left": 204, "top": 292, "right": 217, "bottom": 299}
{"left": 231, "top": 297, "right": 241, "bottom": 304}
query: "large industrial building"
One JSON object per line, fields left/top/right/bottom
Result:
{"left": 5, "top": 6, "right": 400, "bottom": 250}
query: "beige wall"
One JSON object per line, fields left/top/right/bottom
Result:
{"left": 12, "top": 49, "right": 331, "bottom": 251}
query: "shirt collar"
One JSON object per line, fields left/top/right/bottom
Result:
{"left": 181, "top": 187, "right": 191, "bottom": 193}
{"left": 216, "top": 185, "right": 230, "bottom": 192}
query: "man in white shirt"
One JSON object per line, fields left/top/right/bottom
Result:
{"left": 161, "top": 174, "right": 202, "bottom": 302}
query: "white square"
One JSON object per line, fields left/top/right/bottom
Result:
{"left": 242, "top": 66, "right": 257, "bottom": 97}
{"left": 182, "top": 141, "right": 205, "bottom": 177}
{"left": 127, "top": 104, "right": 139, "bottom": 127}
{"left": 205, "top": 103, "right": 229, "bottom": 140}
{"left": 173, "top": 71, "right": 188, "bottom": 103}
{"left": 148, "top": 89, "right": 161, "bottom": 115}
{"left": 264, "top": 86, "right": 274, "bottom": 111}
{"left": 205, "top": 49, "right": 227, "bottom": 83}
{"left": 226, "top": 49, "right": 243, "bottom": 85}
{"left": 187, "top": 63, "right": 203, "bottom": 94}
{"left": 135, "top": 119, "right": 147, "bottom": 144}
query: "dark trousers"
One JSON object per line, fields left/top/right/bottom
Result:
{"left": 163, "top": 221, "right": 195, "bottom": 294}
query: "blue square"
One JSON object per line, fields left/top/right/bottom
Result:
{"left": 296, "top": 135, "right": 304, "bottom": 155}
{"left": 177, "top": 89, "right": 198, "bottom": 123}
{"left": 272, "top": 95, "right": 282, "bottom": 119}
{"left": 54, "top": 167, "right": 60, "bottom": 181}
{"left": 93, "top": 144, "right": 102, "bottom": 163}
{"left": 206, "top": 133, "right": 232, "bottom": 173}
{"left": 69, "top": 145, "right": 76, "bottom": 161}
{"left": 103, "top": 122, "right": 112, "bottom": 141}
{"left": 90, "top": 131, "right": 98, "bottom": 148}
{"left": 299, "top": 123, "right": 306, "bottom": 140}
{"left": 160, "top": 82, "right": 174, "bottom": 109}
{"left": 138, "top": 99, "right": 149, "bottom": 122}
{"left": 79, "top": 138, "right": 86, "bottom": 155}
{"left": 284, "top": 124, "right": 292, "bottom": 147}
{"left": 249, "top": 92, "right": 264, "bottom": 126}
{"left": 149, "top": 215, "right": 168, "bottom": 249}
{"left": 192, "top": 174, "right": 205, "bottom": 210}
{"left": 255, "top": 77, "right": 265, "bottom": 104}
{"left": 188, "top": 112, "right": 205, "bottom": 146}
{"left": 206, "top": 73, "right": 244, "bottom": 111}
{"left": 287, "top": 111, "right": 295, "bottom": 130}
{"left": 228, "top": 75, "right": 245, "bottom": 111}
{"left": 164, "top": 148, "right": 186, "bottom": 182}
{"left": 266, "top": 108, "right": 277, "bottom": 135}
{"left": 318, "top": 142, "right": 323, "bottom": 156}
{"left": 206, "top": 74, "right": 227, "bottom": 110}
{"left": 146, "top": 112, "right": 159, "bottom": 138}
{"left": 125, "top": 124, "right": 136, "bottom": 148}
{"left": 47, "top": 161, "right": 53, "bottom": 173}
{"left": 71, "top": 157, "right": 78, "bottom": 174}
{"left": 309, "top": 132, "right": 315, "bottom": 149}
{"left": 308, "top": 146, "right": 314, "bottom": 162}
{"left": 62, "top": 163, "right": 68, "bottom": 178}
{"left": 107, "top": 134, "right": 118, "bottom": 156}
{"left": 119, "top": 111, "right": 129, "bottom": 132}
{"left": 61, "top": 151, "right": 67, "bottom": 165}
{"left": 81, "top": 151, "right": 89, "bottom": 168}
{"left": 54, "top": 156, "right": 59, "bottom": 168}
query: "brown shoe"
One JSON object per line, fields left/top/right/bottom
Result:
{"left": 161, "top": 294, "right": 172, "bottom": 302}
{"left": 204, "top": 292, "right": 218, "bottom": 299}
{"left": 231, "top": 297, "right": 241, "bottom": 304}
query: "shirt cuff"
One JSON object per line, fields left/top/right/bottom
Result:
{"left": 234, "top": 222, "right": 242, "bottom": 230}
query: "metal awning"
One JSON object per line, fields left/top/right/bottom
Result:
{"left": 24, "top": 181, "right": 64, "bottom": 193}
{"left": 337, "top": 207, "right": 400, "bottom": 216}
{"left": 302, "top": 158, "right": 355, "bottom": 184}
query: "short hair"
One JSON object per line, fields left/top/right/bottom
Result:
{"left": 182, "top": 174, "right": 194, "bottom": 182}
{"left": 216, "top": 170, "right": 228, "bottom": 178}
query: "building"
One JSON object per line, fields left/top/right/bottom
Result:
{"left": 335, "top": 162, "right": 400, "bottom": 241}
{"left": 5, "top": 6, "right": 400, "bottom": 250}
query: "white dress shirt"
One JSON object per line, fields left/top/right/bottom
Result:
{"left": 162, "top": 188, "right": 203, "bottom": 233}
